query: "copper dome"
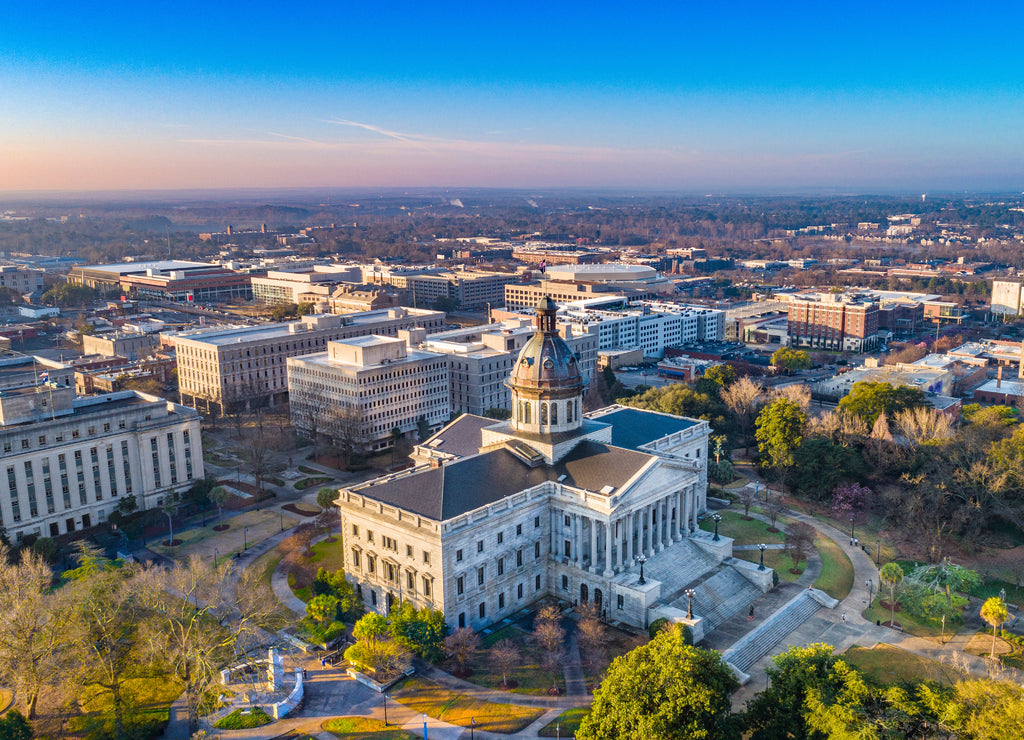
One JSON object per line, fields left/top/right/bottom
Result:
{"left": 508, "top": 297, "right": 583, "bottom": 393}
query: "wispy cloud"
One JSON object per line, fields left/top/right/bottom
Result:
{"left": 326, "top": 118, "right": 425, "bottom": 144}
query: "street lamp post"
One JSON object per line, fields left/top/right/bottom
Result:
{"left": 280, "top": 511, "right": 284, "bottom": 532}
{"left": 849, "top": 516, "right": 855, "bottom": 545}
{"left": 876, "top": 539, "right": 882, "bottom": 565}
{"left": 712, "top": 513, "right": 722, "bottom": 542}
{"left": 685, "top": 588, "right": 696, "bottom": 619}
{"left": 866, "top": 579, "right": 874, "bottom": 604}
{"left": 471, "top": 718, "right": 476, "bottom": 739}
{"left": 636, "top": 554, "right": 647, "bottom": 585}
{"left": 244, "top": 526, "right": 249, "bottom": 551}
{"left": 383, "top": 693, "right": 389, "bottom": 726}
{"left": 423, "top": 713, "right": 429, "bottom": 739}
{"left": 758, "top": 543, "right": 768, "bottom": 571}
{"left": 214, "top": 547, "right": 219, "bottom": 564}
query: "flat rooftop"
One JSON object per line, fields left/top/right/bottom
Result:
{"left": 82, "top": 260, "right": 213, "bottom": 276}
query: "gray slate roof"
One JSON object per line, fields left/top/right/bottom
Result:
{"left": 357, "top": 440, "right": 655, "bottom": 521}
{"left": 591, "top": 407, "right": 697, "bottom": 451}
{"left": 421, "top": 414, "right": 493, "bottom": 458}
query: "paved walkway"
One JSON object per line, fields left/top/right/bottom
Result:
{"left": 725, "top": 478, "right": 1024, "bottom": 709}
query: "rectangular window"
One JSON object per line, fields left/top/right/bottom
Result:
{"left": 479, "top": 603, "right": 486, "bottom": 619}
{"left": 564, "top": 515, "right": 570, "bottom": 526}
{"left": 106, "top": 447, "right": 118, "bottom": 497}
{"left": 367, "top": 530, "right": 374, "bottom": 543}
{"left": 7, "top": 467, "right": 21, "bottom": 523}
{"left": 498, "top": 593, "right": 505, "bottom": 609}
{"left": 517, "top": 583, "right": 523, "bottom": 599}
{"left": 407, "top": 571, "right": 415, "bottom": 590}
{"left": 457, "top": 576, "right": 464, "bottom": 596}
{"left": 24, "top": 461, "right": 38, "bottom": 518}
{"left": 91, "top": 448, "right": 103, "bottom": 500}
{"left": 120, "top": 441, "right": 132, "bottom": 494}
{"left": 477, "top": 540, "right": 484, "bottom": 553}
{"left": 456, "top": 549, "right": 463, "bottom": 562}
{"left": 617, "top": 595, "right": 624, "bottom": 610}
{"left": 352, "top": 524, "right": 359, "bottom": 536}
{"left": 459, "top": 613, "right": 465, "bottom": 628}
{"left": 534, "top": 541, "right": 541, "bottom": 558}
{"left": 167, "top": 433, "right": 177, "bottom": 485}
{"left": 516, "top": 523, "right": 522, "bottom": 536}
{"left": 536, "top": 574, "right": 541, "bottom": 590}
{"left": 150, "top": 438, "right": 161, "bottom": 488}
{"left": 562, "top": 575, "right": 568, "bottom": 590}
{"left": 497, "top": 557, "right": 504, "bottom": 576}
{"left": 564, "top": 540, "right": 571, "bottom": 557}
{"left": 477, "top": 566, "right": 484, "bottom": 586}
{"left": 422, "top": 577, "right": 431, "bottom": 597}
{"left": 406, "top": 545, "right": 413, "bottom": 557}
{"left": 534, "top": 516, "right": 540, "bottom": 528}
{"left": 497, "top": 531, "right": 503, "bottom": 545}
{"left": 423, "top": 550, "right": 430, "bottom": 564}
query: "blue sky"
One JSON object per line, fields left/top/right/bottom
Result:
{"left": 2, "top": 1, "right": 1023, "bottom": 192}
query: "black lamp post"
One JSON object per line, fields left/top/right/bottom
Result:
{"left": 383, "top": 693, "right": 389, "bottom": 726}
{"left": 685, "top": 588, "right": 696, "bottom": 619}
{"left": 849, "top": 516, "right": 855, "bottom": 544}
{"left": 712, "top": 513, "right": 722, "bottom": 542}
{"left": 758, "top": 543, "right": 768, "bottom": 571}
{"left": 866, "top": 579, "right": 874, "bottom": 604}
{"left": 636, "top": 554, "right": 647, "bottom": 585}
{"left": 471, "top": 718, "right": 476, "bottom": 739}
{"left": 280, "top": 511, "right": 284, "bottom": 532}
{"left": 244, "top": 526, "right": 249, "bottom": 551}
{"left": 876, "top": 539, "right": 882, "bottom": 564}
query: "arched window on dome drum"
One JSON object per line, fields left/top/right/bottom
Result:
{"left": 540, "top": 403, "right": 548, "bottom": 425}
{"left": 551, "top": 402, "right": 558, "bottom": 425}
{"left": 566, "top": 400, "right": 573, "bottom": 424}
{"left": 522, "top": 401, "right": 531, "bottom": 424}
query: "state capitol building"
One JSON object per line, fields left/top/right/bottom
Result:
{"left": 336, "top": 297, "right": 772, "bottom": 635}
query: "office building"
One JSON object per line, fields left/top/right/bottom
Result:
{"left": 176, "top": 308, "right": 446, "bottom": 414}
{"left": 287, "top": 336, "right": 450, "bottom": 451}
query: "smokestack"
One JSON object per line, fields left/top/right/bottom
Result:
{"left": 998, "top": 365, "right": 1003, "bottom": 388}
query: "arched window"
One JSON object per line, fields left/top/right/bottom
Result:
{"left": 551, "top": 402, "right": 558, "bottom": 425}
{"left": 566, "top": 400, "right": 574, "bottom": 424}
{"left": 523, "top": 402, "right": 531, "bottom": 424}
{"left": 540, "top": 403, "right": 548, "bottom": 425}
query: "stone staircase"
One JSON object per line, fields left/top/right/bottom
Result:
{"left": 641, "top": 539, "right": 720, "bottom": 593}
{"left": 722, "top": 590, "right": 832, "bottom": 675}
{"left": 683, "top": 565, "right": 764, "bottom": 631}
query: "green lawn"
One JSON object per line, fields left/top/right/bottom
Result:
{"left": 73, "top": 672, "right": 183, "bottom": 736}
{"left": 323, "top": 716, "right": 418, "bottom": 739}
{"left": 296, "top": 476, "right": 333, "bottom": 490}
{"left": 298, "top": 465, "right": 322, "bottom": 475}
{"left": 538, "top": 707, "right": 590, "bottom": 737}
{"left": 862, "top": 597, "right": 948, "bottom": 639}
{"left": 214, "top": 706, "right": 273, "bottom": 729}
{"left": 970, "top": 578, "right": 1024, "bottom": 606}
{"left": 842, "top": 644, "right": 966, "bottom": 687}
{"left": 309, "top": 535, "right": 346, "bottom": 572}
{"left": 733, "top": 548, "right": 806, "bottom": 583}
{"left": 813, "top": 535, "right": 855, "bottom": 600}
{"left": 391, "top": 676, "right": 544, "bottom": 734}
{"left": 471, "top": 625, "right": 566, "bottom": 695}
{"left": 699, "top": 510, "right": 786, "bottom": 546}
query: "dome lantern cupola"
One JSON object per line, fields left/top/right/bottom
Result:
{"left": 507, "top": 296, "right": 584, "bottom": 435}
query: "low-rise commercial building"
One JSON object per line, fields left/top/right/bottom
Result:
{"left": 82, "top": 331, "right": 161, "bottom": 360}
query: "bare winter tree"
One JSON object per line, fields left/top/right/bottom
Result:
{"left": 739, "top": 486, "right": 757, "bottom": 519}
{"left": 771, "top": 383, "right": 811, "bottom": 411}
{"left": 443, "top": 627, "right": 480, "bottom": 676}
{"left": 533, "top": 604, "right": 566, "bottom": 691}
{"left": 0, "top": 545, "right": 71, "bottom": 719}
{"left": 722, "top": 376, "right": 763, "bottom": 452}
{"left": 329, "top": 404, "right": 368, "bottom": 470}
{"left": 576, "top": 603, "right": 607, "bottom": 667}
{"left": 894, "top": 407, "right": 955, "bottom": 447}
{"left": 784, "top": 522, "right": 815, "bottom": 571}
{"left": 490, "top": 639, "right": 521, "bottom": 688}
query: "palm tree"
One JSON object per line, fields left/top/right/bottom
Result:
{"left": 161, "top": 500, "right": 177, "bottom": 546}
{"left": 208, "top": 486, "right": 228, "bottom": 525}
{"left": 879, "top": 562, "right": 904, "bottom": 627}
{"left": 980, "top": 597, "right": 1009, "bottom": 658}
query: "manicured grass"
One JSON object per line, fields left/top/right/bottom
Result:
{"left": 214, "top": 706, "right": 273, "bottom": 729}
{"left": 699, "top": 510, "right": 786, "bottom": 546}
{"left": 391, "top": 676, "right": 544, "bottom": 733}
{"left": 247, "top": 548, "right": 295, "bottom": 624}
{"left": 323, "top": 716, "right": 418, "bottom": 739}
{"left": 813, "top": 535, "right": 855, "bottom": 600}
{"left": 538, "top": 707, "right": 590, "bottom": 737}
{"left": 298, "top": 465, "right": 322, "bottom": 475}
{"left": 733, "top": 548, "right": 805, "bottom": 583}
{"left": 295, "top": 476, "right": 333, "bottom": 490}
{"left": 309, "top": 535, "right": 346, "bottom": 572}
{"left": 970, "top": 579, "right": 1024, "bottom": 606}
{"left": 0, "top": 688, "right": 13, "bottom": 713}
{"left": 288, "top": 572, "right": 312, "bottom": 604}
{"left": 470, "top": 625, "right": 566, "bottom": 695}
{"left": 150, "top": 509, "right": 299, "bottom": 561}
{"left": 862, "top": 597, "right": 948, "bottom": 639}
{"left": 74, "top": 672, "right": 183, "bottom": 735}
{"left": 842, "top": 644, "right": 966, "bottom": 687}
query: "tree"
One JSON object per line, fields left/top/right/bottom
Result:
{"left": 136, "top": 554, "right": 281, "bottom": 733}
{"left": 388, "top": 602, "right": 450, "bottom": 664}
{"left": 443, "top": 627, "right": 480, "bottom": 676}
{"left": 770, "top": 347, "right": 812, "bottom": 373}
{"left": 722, "top": 376, "right": 762, "bottom": 453}
{"left": 784, "top": 522, "right": 815, "bottom": 571}
{"left": 742, "top": 643, "right": 840, "bottom": 740}
{"left": 0, "top": 545, "right": 69, "bottom": 719}
{"left": 307, "top": 594, "right": 340, "bottom": 625}
{"left": 296, "top": 301, "right": 316, "bottom": 316}
{"left": 771, "top": 383, "right": 811, "bottom": 411}
{"left": 980, "top": 597, "right": 1009, "bottom": 658}
{"left": 755, "top": 398, "right": 806, "bottom": 495}
{"left": 576, "top": 603, "right": 607, "bottom": 667}
{"left": 791, "top": 437, "right": 866, "bottom": 500}
{"left": 208, "top": 485, "right": 228, "bottom": 524}
{"left": 490, "top": 639, "right": 521, "bottom": 688}
{"left": 703, "top": 364, "right": 737, "bottom": 388}
{"left": 0, "top": 710, "right": 32, "bottom": 740}
{"left": 838, "top": 381, "right": 925, "bottom": 426}
{"left": 765, "top": 497, "right": 783, "bottom": 531}
{"left": 739, "top": 486, "right": 757, "bottom": 519}
{"left": 482, "top": 407, "right": 512, "bottom": 420}
{"left": 316, "top": 486, "right": 337, "bottom": 513}
{"left": 830, "top": 481, "right": 871, "bottom": 519}
{"left": 577, "top": 625, "right": 740, "bottom": 740}
{"left": 161, "top": 499, "right": 177, "bottom": 546}
{"left": 879, "top": 562, "right": 904, "bottom": 627}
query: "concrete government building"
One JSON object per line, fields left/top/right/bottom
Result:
{"left": 0, "top": 355, "right": 203, "bottom": 544}
{"left": 336, "top": 297, "right": 772, "bottom": 638}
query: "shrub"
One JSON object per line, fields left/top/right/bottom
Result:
{"left": 649, "top": 617, "right": 670, "bottom": 639}
{"left": 214, "top": 707, "right": 273, "bottom": 730}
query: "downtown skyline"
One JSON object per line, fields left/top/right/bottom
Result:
{"left": 2, "top": 0, "right": 1023, "bottom": 193}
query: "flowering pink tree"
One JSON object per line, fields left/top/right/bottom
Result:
{"left": 831, "top": 482, "right": 871, "bottom": 519}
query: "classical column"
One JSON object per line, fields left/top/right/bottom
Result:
{"left": 623, "top": 513, "right": 631, "bottom": 565}
{"left": 572, "top": 514, "right": 579, "bottom": 563}
{"left": 652, "top": 501, "right": 660, "bottom": 551}
{"left": 674, "top": 490, "right": 683, "bottom": 539}
{"left": 551, "top": 509, "right": 559, "bottom": 556}
{"left": 604, "top": 522, "right": 612, "bottom": 573}
{"left": 691, "top": 486, "right": 699, "bottom": 531}
{"left": 682, "top": 489, "right": 691, "bottom": 535}
{"left": 589, "top": 517, "right": 597, "bottom": 568}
